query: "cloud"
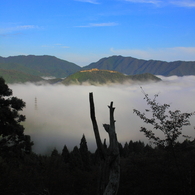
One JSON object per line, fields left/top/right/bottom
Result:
{"left": 61, "top": 46, "right": 70, "bottom": 48}
{"left": 125, "top": 0, "right": 162, "bottom": 5}
{"left": 76, "top": 22, "right": 118, "bottom": 28}
{"left": 16, "top": 25, "right": 38, "bottom": 30}
{"left": 124, "top": 0, "right": 195, "bottom": 7}
{"left": 110, "top": 47, "right": 195, "bottom": 62}
{"left": 0, "top": 25, "right": 39, "bottom": 35}
{"left": 74, "top": 0, "right": 99, "bottom": 4}
{"left": 170, "top": 0, "right": 195, "bottom": 7}
{"left": 41, "top": 44, "right": 70, "bottom": 49}
{"left": 0, "top": 32, "right": 22, "bottom": 37}
{"left": 10, "top": 76, "right": 195, "bottom": 154}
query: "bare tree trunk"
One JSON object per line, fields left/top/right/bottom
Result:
{"left": 89, "top": 92, "right": 120, "bottom": 195}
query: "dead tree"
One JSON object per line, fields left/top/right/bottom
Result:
{"left": 89, "top": 92, "right": 120, "bottom": 195}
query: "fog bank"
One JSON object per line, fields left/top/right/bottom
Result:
{"left": 10, "top": 75, "right": 195, "bottom": 154}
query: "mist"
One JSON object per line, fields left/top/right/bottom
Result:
{"left": 10, "top": 76, "right": 195, "bottom": 154}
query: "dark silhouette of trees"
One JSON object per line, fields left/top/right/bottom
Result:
{"left": 79, "top": 134, "right": 91, "bottom": 170}
{"left": 61, "top": 144, "right": 70, "bottom": 163}
{"left": 0, "top": 137, "right": 195, "bottom": 195}
{"left": 0, "top": 77, "right": 33, "bottom": 157}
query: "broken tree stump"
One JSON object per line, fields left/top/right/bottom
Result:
{"left": 89, "top": 92, "right": 120, "bottom": 195}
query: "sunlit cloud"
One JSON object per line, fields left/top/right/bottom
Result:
{"left": 74, "top": 0, "right": 99, "bottom": 4}
{"left": 110, "top": 47, "right": 195, "bottom": 62}
{"left": 170, "top": 0, "right": 195, "bottom": 7}
{"left": 76, "top": 22, "right": 118, "bottom": 28}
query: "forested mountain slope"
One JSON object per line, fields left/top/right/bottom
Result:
{"left": 62, "top": 68, "right": 161, "bottom": 85}
{"left": 0, "top": 69, "right": 44, "bottom": 83}
{"left": 0, "top": 55, "right": 81, "bottom": 78}
{"left": 83, "top": 55, "right": 195, "bottom": 76}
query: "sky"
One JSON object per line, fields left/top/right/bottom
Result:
{"left": 10, "top": 76, "right": 195, "bottom": 154}
{"left": 1, "top": 0, "right": 195, "bottom": 66}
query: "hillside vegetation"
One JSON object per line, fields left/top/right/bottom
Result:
{"left": 0, "top": 69, "right": 44, "bottom": 83}
{"left": 62, "top": 68, "right": 161, "bottom": 85}
{"left": 0, "top": 55, "right": 81, "bottom": 78}
{"left": 1, "top": 137, "right": 195, "bottom": 195}
{"left": 83, "top": 55, "right": 195, "bottom": 76}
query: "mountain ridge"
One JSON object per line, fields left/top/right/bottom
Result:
{"left": 0, "top": 55, "right": 81, "bottom": 78}
{"left": 0, "top": 55, "right": 195, "bottom": 83}
{"left": 82, "top": 55, "right": 195, "bottom": 76}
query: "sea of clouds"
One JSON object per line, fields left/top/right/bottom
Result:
{"left": 10, "top": 75, "right": 195, "bottom": 154}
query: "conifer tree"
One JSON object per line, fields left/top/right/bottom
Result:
{"left": 51, "top": 148, "right": 59, "bottom": 157}
{"left": 79, "top": 134, "right": 91, "bottom": 170}
{"left": 70, "top": 146, "right": 83, "bottom": 169}
{"left": 62, "top": 144, "right": 70, "bottom": 163}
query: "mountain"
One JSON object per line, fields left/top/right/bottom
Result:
{"left": 0, "top": 69, "right": 45, "bottom": 84}
{"left": 0, "top": 68, "right": 63, "bottom": 84}
{"left": 0, "top": 55, "right": 81, "bottom": 78}
{"left": 1, "top": 55, "right": 195, "bottom": 84}
{"left": 82, "top": 55, "right": 195, "bottom": 76}
{"left": 62, "top": 68, "right": 161, "bottom": 85}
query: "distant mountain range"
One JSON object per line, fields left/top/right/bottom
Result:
{"left": 0, "top": 55, "right": 81, "bottom": 78}
{"left": 0, "top": 55, "right": 195, "bottom": 84}
{"left": 83, "top": 55, "right": 195, "bottom": 76}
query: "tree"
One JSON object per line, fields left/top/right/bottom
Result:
{"left": 133, "top": 89, "right": 195, "bottom": 148}
{"left": 51, "top": 148, "right": 59, "bottom": 157}
{"left": 0, "top": 77, "right": 33, "bottom": 157}
{"left": 133, "top": 89, "right": 195, "bottom": 195}
{"left": 89, "top": 92, "right": 120, "bottom": 195}
{"left": 79, "top": 134, "right": 91, "bottom": 170}
{"left": 61, "top": 144, "right": 70, "bottom": 163}
{"left": 69, "top": 146, "right": 83, "bottom": 170}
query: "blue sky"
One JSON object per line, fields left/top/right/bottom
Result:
{"left": 1, "top": 0, "right": 195, "bottom": 66}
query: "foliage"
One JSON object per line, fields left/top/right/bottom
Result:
{"left": 1, "top": 138, "right": 195, "bottom": 195}
{"left": 62, "top": 69, "right": 127, "bottom": 85}
{"left": 62, "top": 69, "right": 160, "bottom": 85}
{"left": 133, "top": 89, "right": 195, "bottom": 147}
{"left": 128, "top": 73, "right": 161, "bottom": 82}
{"left": 0, "top": 77, "right": 33, "bottom": 157}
